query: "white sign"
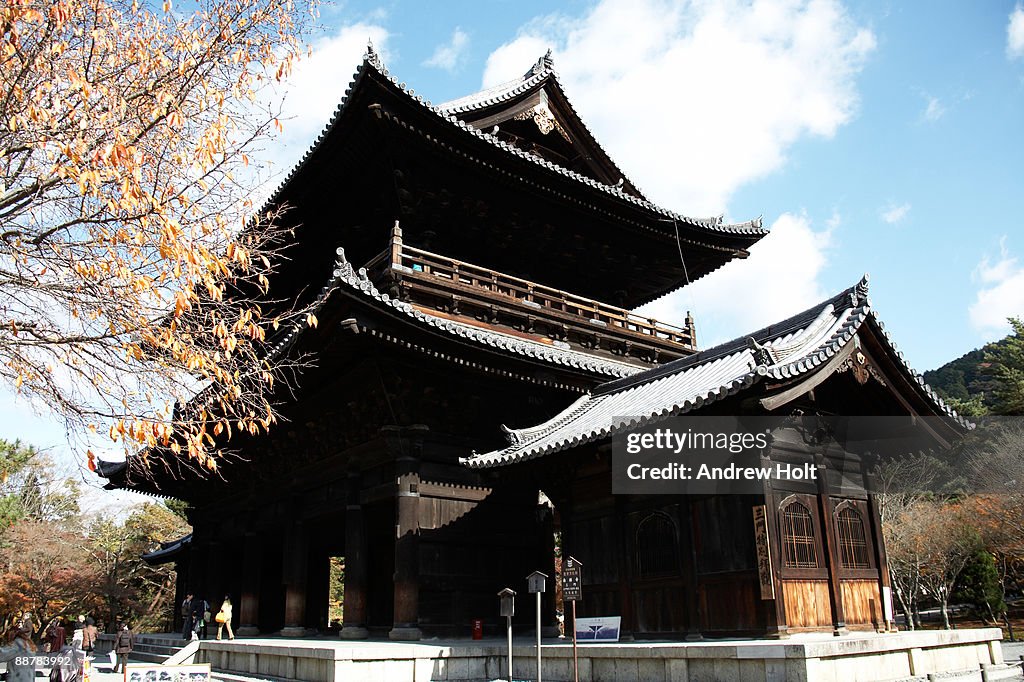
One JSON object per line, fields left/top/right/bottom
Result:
{"left": 882, "top": 586, "right": 894, "bottom": 623}
{"left": 125, "top": 662, "right": 212, "bottom": 681}
{"left": 574, "top": 616, "right": 621, "bottom": 642}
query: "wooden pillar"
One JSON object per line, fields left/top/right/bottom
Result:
{"left": 389, "top": 220, "right": 403, "bottom": 268}
{"left": 680, "top": 497, "right": 704, "bottom": 640}
{"left": 867, "top": 491, "right": 895, "bottom": 631}
{"left": 614, "top": 495, "right": 635, "bottom": 641}
{"left": 237, "top": 532, "right": 262, "bottom": 636}
{"left": 341, "top": 473, "right": 369, "bottom": 639}
{"left": 206, "top": 540, "right": 225, "bottom": 611}
{"left": 280, "top": 522, "right": 309, "bottom": 637}
{"left": 173, "top": 560, "right": 188, "bottom": 634}
{"left": 185, "top": 528, "right": 206, "bottom": 595}
{"left": 387, "top": 425, "right": 426, "bottom": 641}
{"left": 816, "top": 458, "right": 847, "bottom": 636}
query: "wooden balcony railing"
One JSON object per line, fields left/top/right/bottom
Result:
{"left": 362, "top": 222, "right": 697, "bottom": 356}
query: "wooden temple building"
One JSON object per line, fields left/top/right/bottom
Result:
{"left": 99, "top": 49, "right": 966, "bottom": 641}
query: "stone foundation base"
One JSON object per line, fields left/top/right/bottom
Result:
{"left": 196, "top": 628, "right": 1007, "bottom": 682}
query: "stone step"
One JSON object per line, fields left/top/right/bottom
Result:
{"left": 210, "top": 672, "right": 291, "bottom": 682}
{"left": 134, "top": 643, "right": 184, "bottom": 653}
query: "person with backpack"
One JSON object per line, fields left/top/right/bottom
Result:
{"left": 112, "top": 622, "right": 134, "bottom": 673}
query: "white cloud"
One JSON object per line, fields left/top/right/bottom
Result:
{"left": 636, "top": 212, "right": 834, "bottom": 347}
{"left": 424, "top": 28, "right": 470, "bottom": 71}
{"left": 250, "top": 23, "right": 390, "bottom": 199}
{"left": 922, "top": 95, "right": 945, "bottom": 121}
{"left": 881, "top": 202, "right": 911, "bottom": 224}
{"left": 970, "top": 239, "right": 1024, "bottom": 332}
{"left": 482, "top": 0, "right": 875, "bottom": 215}
{"left": 1008, "top": 5, "right": 1024, "bottom": 59}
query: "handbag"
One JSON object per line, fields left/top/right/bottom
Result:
{"left": 215, "top": 611, "right": 227, "bottom": 623}
{"left": 203, "top": 610, "right": 212, "bottom": 622}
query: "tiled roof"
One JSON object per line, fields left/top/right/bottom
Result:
{"left": 330, "top": 248, "right": 646, "bottom": 380}
{"left": 439, "top": 51, "right": 555, "bottom": 115}
{"left": 259, "top": 47, "right": 766, "bottom": 241}
{"left": 438, "top": 50, "right": 648, "bottom": 201}
{"left": 462, "top": 275, "right": 969, "bottom": 469}
{"left": 95, "top": 247, "right": 646, "bottom": 490}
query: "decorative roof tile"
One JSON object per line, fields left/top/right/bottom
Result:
{"left": 462, "top": 275, "right": 969, "bottom": 469}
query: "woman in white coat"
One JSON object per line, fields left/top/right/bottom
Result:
{"left": 0, "top": 626, "right": 37, "bottom": 682}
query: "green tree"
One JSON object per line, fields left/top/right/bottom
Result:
{"left": 986, "top": 318, "right": 1024, "bottom": 415}
{"left": 88, "top": 502, "right": 191, "bottom": 631}
{"left": 954, "top": 548, "right": 1006, "bottom": 624}
{"left": 0, "top": 440, "right": 79, "bottom": 529}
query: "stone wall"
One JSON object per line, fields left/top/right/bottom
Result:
{"left": 195, "top": 628, "right": 1007, "bottom": 682}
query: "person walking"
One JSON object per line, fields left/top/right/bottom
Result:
{"left": 44, "top": 617, "right": 65, "bottom": 653}
{"left": 71, "top": 615, "right": 85, "bottom": 650}
{"left": 82, "top": 617, "right": 98, "bottom": 658}
{"left": 181, "top": 593, "right": 194, "bottom": 641}
{"left": 215, "top": 596, "right": 234, "bottom": 641}
{"left": 0, "top": 626, "right": 38, "bottom": 682}
{"left": 112, "top": 622, "right": 134, "bottom": 673}
{"left": 190, "top": 597, "right": 209, "bottom": 641}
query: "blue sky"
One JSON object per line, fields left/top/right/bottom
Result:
{"left": 2, "top": 0, "right": 1022, "bottom": 488}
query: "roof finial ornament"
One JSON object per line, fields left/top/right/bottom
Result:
{"left": 526, "top": 49, "right": 556, "bottom": 77}
{"left": 851, "top": 273, "right": 870, "bottom": 306}
{"left": 500, "top": 424, "right": 523, "bottom": 446}
{"left": 365, "top": 39, "right": 382, "bottom": 67}
{"left": 747, "top": 337, "right": 775, "bottom": 368}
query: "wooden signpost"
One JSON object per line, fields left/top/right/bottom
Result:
{"left": 562, "top": 556, "right": 583, "bottom": 682}
{"left": 498, "top": 588, "right": 516, "bottom": 682}
{"left": 752, "top": 505, "right": 776, "bottom": 600}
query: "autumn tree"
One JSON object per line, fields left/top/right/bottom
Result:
{"left": 0, "top": 0, "right": 318, "bottom": 472}
{"left": 0, "top": 520, "right": 100, "bottom": 637}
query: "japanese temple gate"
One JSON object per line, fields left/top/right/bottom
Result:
{"left": 100, "top": 49, "right": 967, "bottom": 641}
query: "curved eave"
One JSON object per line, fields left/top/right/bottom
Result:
{"left": 463, "top": 275, "right": 970, "bottom": 470}
{"left": 142, "top": 533, "right": 192, "bottom": 565}
{"left": 255, "top": 51, "right": 766, "bottom": 249}
{"left": 329, "top": 249, "right": 646, "bottom": 381}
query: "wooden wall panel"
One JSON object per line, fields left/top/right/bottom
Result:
{"left": 632, "top": 582, "right": 687, "bottom": 634}
{"left": 698, "top": 573, "right": 761, "bottom": 632}
{"left": 841, "top": 579, "right": 882, "bottom": 627}
{"left": 782, "top": 579, "right": 831, "bottom": 628}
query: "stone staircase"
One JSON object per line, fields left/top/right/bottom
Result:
{"left": 131, "top": 633, "right": 192, "bottom": 663}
